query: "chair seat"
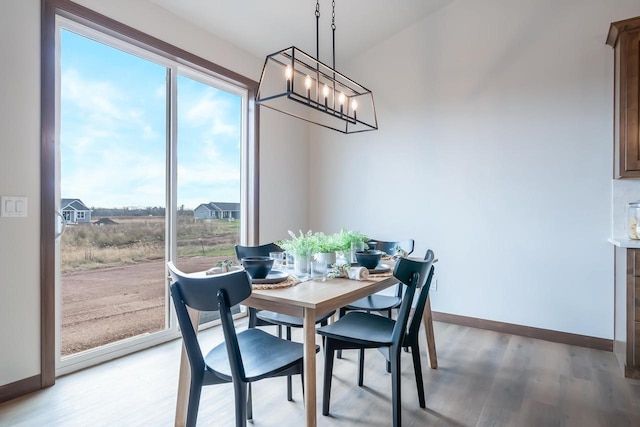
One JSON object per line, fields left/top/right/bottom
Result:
{"left": 345, "top": 294, "right": 401, "bottom": 312}
{"left": 256, "top": 310, "right": 335, "bottom": 328}
{"left": 317, "top": 311, "right": 395, "bottom": 347}
{"left": 205, "top": 328, "right": 319, "bottom": 382}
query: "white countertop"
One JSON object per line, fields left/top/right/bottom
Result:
{"left": 608, "top": 237, "right": 640, "bottom": 248}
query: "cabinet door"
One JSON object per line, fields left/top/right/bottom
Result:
{"left": 620, "top": 28, "right": 640, "bottom": 175}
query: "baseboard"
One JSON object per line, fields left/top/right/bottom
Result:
{"left": 625, "top": 365, "right": 640, "bottom": 380}
{"left": 432, "top": 312, "right": 613, "bottom": 352}
{"left": 0, "top": 375, "right": 42, "bottom": 404}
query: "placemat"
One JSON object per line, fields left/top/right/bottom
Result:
{"left": 252, "top": 275, "right": 301, "bottom": 290}
{"left": 369, "top": 271, "right": 394, "bottom": 278}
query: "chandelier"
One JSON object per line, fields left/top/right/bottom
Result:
{"left": 255, "top": 0, "right": 378, "bottom": 134}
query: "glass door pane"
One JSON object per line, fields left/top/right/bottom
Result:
{"left": 59, "top": 28, "right": 169, "bottom": 357}
{"left": 174, "top": 72, "right": 244, "bottom": 323}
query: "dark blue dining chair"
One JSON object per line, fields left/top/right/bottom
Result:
{"left": 168, "top": 262, "right": 317, "bottom": 427}
{"left": 337, "top": 239, "right": 417, "bottom": 361}
{"left": 317, "top": 254, "right": 435, "bottom": 427}
{"left": 235, "top": 243, "right": 335, "bottom": 401}
{"left": 341, "top": 238, "right": 415, "bottom": 318}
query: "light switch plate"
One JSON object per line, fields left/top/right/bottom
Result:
{"left": 1, "top": 196, "right": 28, "bottom": 217}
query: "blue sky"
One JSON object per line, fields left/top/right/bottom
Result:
{"left": 60, "top": 29, "right": 242, "bottom": 210}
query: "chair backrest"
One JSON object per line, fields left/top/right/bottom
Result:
{"left": 168, "top": 262, "right": 252, "bottom": 378}
{"left": 370, "top": 239, "right": 415, "bottom": 256}
{"left": 367, "top": 239, "right": 416, "bottom": 298}
{"left": 168, "top": 261, "right": 251, "bottom": 311}
{"left": 235, "top": 243, "right": 283, "bottom": 261}
{"left": 390, "top": 256, "right": 433, "bottom": 347}
{"left": 405, "top": 250, "right": 435, "bottom": 344}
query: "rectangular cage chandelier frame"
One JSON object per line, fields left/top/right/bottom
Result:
{"left": 255, "top": 1, "right": 378, "bottom": 134}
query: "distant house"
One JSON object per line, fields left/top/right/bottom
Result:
{"left": 61, "top": 198, "right": 92, "bottom": 224}
{"left": 194, "top": 202, "right": 240, "bottom": 220}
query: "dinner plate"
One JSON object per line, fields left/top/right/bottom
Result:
{"left": 367, "top": 263, "right": 391, "bottom": 274}
{"left": 251, "top": 270, "right": 289, "bottom": 284}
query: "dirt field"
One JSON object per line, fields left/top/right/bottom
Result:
{"left": 61, "top": 256, "right": 228, "bottom": 355}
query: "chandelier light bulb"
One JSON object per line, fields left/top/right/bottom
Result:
{"left": 285, "top": 65, "right": 292, "bottom": 92}
{"left": 323, "top": 84, "right": 329, "bottom": 108}
{"left": 305, "top": 75, "right": 312, "bottom": 100}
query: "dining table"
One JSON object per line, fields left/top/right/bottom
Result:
{"left": 174, "top": 266, "right": 438, "bottom": 427}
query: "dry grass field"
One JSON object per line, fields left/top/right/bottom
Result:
{"left": 60, "top": 216, "right": 239, "bottom": 356}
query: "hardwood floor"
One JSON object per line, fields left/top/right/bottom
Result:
{"left": 1, "top": 319, "right": 639, "bottom": 426}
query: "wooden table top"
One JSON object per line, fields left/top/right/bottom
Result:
{"left": 246, "top": 275, "right": 398, "bottom": 315}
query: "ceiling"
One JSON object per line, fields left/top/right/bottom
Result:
{"left": 151, "top": 0, "right": 453, "bottom": 66}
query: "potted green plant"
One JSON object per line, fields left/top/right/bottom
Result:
{"left": 310, "top": 232, "right": 340, "bottom": 267}
{"left": 277, "top": 230, "right": 315, "bottom": 277}
{"left": 277, "top": 230, "right": 315, "bottom": 256}
{"left": 331, "top": 228, "right": 369, "bottom": 264}
{"left": 216, "top": 259, "right": 234, "bottom": 273}
{"left": 332, "top": 228, "right": 369, "bottom": 251}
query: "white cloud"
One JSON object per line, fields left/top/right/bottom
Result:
{"left": 60, "top": 68, "right": 241, "bottom": 209}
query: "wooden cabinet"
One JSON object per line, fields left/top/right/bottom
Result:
{"left": 632, "top": 250, "right": 640, "bottom": 372}
{"left": 620, "top": 249, "right": 640, "bottom": 378}
{"left": 607, "top": 17, "right": 640, "bottom": 178}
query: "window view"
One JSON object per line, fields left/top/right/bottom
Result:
{"left": 174, "top": 72, "right": 243, "bottom": 275}
{"left": 58, "top": 26, "right": 245, "bottom": 358}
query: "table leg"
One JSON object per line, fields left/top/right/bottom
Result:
{"left": 175, "top": 307, "right": 200, "bottom": 427}
{"left": 303, "top": 307, "right": 317, "bottom": 427}
{"left": 422, "top": 293, "right": 438, "bottom": 369}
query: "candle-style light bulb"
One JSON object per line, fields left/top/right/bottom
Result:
{"left": 338, "top": 92, "right": 345, "bottom": 115}
{"left": 285, "top": 65, "right": 292, "bottom": 92}
{"left": 323, "top": 84, "right": 329, "bottom": 108}
{"left": 305, "top": 75, "right": 312, "bottom": 100}
{"left": 351, "top": 99, "right": 358, "bottom": 121}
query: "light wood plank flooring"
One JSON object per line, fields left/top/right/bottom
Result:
{"left": 1, "top": 320, "right": 639, "bottom": 426}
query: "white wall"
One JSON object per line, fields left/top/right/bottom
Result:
{"left": 0, "top": 0, "right": 309, "bottom": 387}
{"left": 0, "top": 0, "right": 42, "bottom": 386}
{"left": 310, "top": 0, "right": 640, "bottom": 339}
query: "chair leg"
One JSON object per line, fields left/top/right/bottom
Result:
{"left": 337, "top": 308, "right": 346, "bottom": 359}
{"left": 390, "top": 351, "right": 402, "bottom": 427}
{"left": 300, "top": 365, "right": 305, "bottom": 399}
{"left": 411, "top": 342, "right": 426, "bottom": 408}
{"left": 358, "top": 348, "right": 365, "bottom": 387}
{"left": 277, "top": 324, "right": 283, "bottom": 338}
{"left": 186, "top": 377, "right": 203, "bottom": 427}
{"left": 286, "top": 326, "right": 293, "bottom": 401}
{"left": 233, "top": 381, "right": 248, "bottom": 427}
{"left": 247, "top": 382, "right": 253, "bottom": 420}
{"left": 248, "top": 308, "right": 258, "bottom": 329}
{"left": 322, "top": 342, "right": 336, "bottom": 416}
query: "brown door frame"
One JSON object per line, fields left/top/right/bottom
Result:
{"left": 39, "top": 0, "right": 259, "bottom": 390}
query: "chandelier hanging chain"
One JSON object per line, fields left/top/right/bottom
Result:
{"left": 332, "top": 0, "right": 336, "bottom": 70}
{"left": 315, "top": 0, "right": 320, "bottom": 62}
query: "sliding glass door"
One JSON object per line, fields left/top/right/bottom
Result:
{"left": 55, "top": 18, "right": 248, "bottom": 375}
